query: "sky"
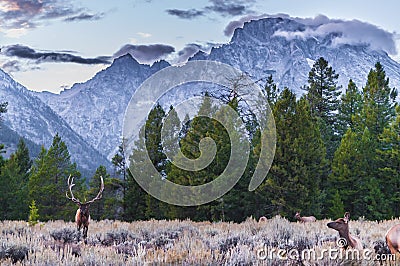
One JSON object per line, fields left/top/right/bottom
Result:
{"left": 0, "top": 0, "right": 400, "bottom": 93}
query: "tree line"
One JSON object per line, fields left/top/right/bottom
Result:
{"left": 0, "top": 57, "right": 399, "bottom": 222}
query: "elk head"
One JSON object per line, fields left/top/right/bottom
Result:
{"left": 66, "top": 175, "right": 104, "bottom": 243}
{"left": 327, "top": 212, "right": 363, "bottom": 250}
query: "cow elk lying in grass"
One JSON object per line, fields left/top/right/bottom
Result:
{"left": 258, "top": 216, "right": 267, "bottom": 222}
{"left": 294, "top": 212, "right": 316, "bottom": 223}
{"left": 327, "top": 212, "right": 363, "bottom": 250}
{"left": 385, "top": 224, "right": 400, "bottom": 254}
{"left": 66, "top": 175, "right": 104, "bottom": 243}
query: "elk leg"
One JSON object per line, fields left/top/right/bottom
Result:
{"left": 83, "top": 226, "right": 88, "bottom": 239}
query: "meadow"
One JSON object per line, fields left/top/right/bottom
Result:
{"left": 0, "top": 216, "right": 399, "bottom": 265}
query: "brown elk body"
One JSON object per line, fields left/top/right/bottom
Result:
{"left": 385, "top": 224, "right": 400, "bottom": 254}
{"left": 295, "top": 212, "right": 316, "bottom": 223}
{"left": 66, "top": 175, "right": 104, "bottom": 242}
{"left": 327, "top": 212, "right": 363, "bottom": 250}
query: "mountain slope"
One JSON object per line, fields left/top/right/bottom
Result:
{"left": 35, "top": 55, "right": 170, "bottom": 159}
{"left": 0, "top": 69, "right": 110, "bottom": 173}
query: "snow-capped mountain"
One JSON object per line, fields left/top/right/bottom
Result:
{"left": 3, "top": 17, "right": 400, "bottom": 172}
{"left": 0, "top": 69, "right": 110, "bottom": 173}
{"left": 191, "top": 17, "right": 400, "bottom": 93}
{"left": 35, "top": 55, "right": 170, "bottom": 160}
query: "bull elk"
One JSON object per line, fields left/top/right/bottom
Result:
{"left": 327, "top": 212, "right": 363, "bottom": 250}
{"left": 385, "top": 224, "right": 400, "bottom": 254}
{"left": 294, "top": 212, "right": 316, "bottom": 223}
{"left": 66, "top": 175, "right": 104, "bottom": 243}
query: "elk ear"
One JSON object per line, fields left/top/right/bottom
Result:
{"left": 344, "top": 212, "right": 350, "bottom": 222}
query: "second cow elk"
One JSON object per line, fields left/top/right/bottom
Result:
{"left": 327, "top": 212, "right": 363, "bottom": 250}
{"left": 385, "top": 224, "right": 400, "bottom": 254}
{"left": 294, "top": 212, "right": 316, "bottom": 223}
{"left": 66, "top": 175, "right": 104, "bottom": 243}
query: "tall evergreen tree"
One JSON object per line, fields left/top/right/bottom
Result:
{"left": 10, "top": 139, "right": 31, "bottom": 219}
{"left": 260, "top": 88, "right": 327, "bottom": 218}
{"left": 28, "top": 134, "right": 81, "bottom": 221}
{"left": 112, "top": 140, "right": 127, "bottom": 215}
{"left": 305, "top": 57, "right": 342, "bottom": 159}
{"left": 361, "top": 62, "right": 397, "bottom": 137}
{"left": 0, "top": 154, "right": 20, "bottom": 220}
{"left": 378, "top": 105, "right": 400, "bottom": 217}
{"left": 124, "top": 104, "right": 168, "bottom": 221}
{"left": 337, "top": 79, "right": 363, "bottom": 136}
{"left": 264, "top": 75, "right": 279, "bottom": 106}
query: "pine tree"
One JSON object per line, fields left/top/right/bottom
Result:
{"left": 143, "top": 104, "right": 169, "bottom": 220}
{"left": 378, "top": 105, "right": 400, "bottom": 217}
{"left": 337, "top": 79, "right": 363, "bottom": 136}
{"left": 28, "top": 134, "right": 81, "bottom": 221}
{"left": 0, "top": 155, "right": 19, "bottom": 220}
{"left": 28, "top": 200, "right": 39, "bottom": 226}
{"left": 87, "top": 166, "right": 107, "bottom": 220}
{"left": 167, "top": 96, "right": 235, "bottom": 221}
{"left": 305, "top": 57, "right": 342, "bottom": 159}
{"left": 112, "top": 141, "right": 127, "bottom": 215}
{"left": 260, "top": 88, "right": 327, "bottom": 218}
{"left": 264, "top": 75, "right": 280, "bottom": 106}
{"left": 330, "top": 127, "right": 385, "bottom": 219}
{"left": 361, "top": 62, "right": 397, "bottom": 137}
{"left": 124, "top": 104, "right": 168, "bottom": 221}
{"left": 123, "top": 126, "right": 146, "bottom": 221}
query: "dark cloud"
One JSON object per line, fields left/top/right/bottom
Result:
{"left": 2, "top": 45, "right": 111, "bottom": 65}
{"left": 2, "top": 60, "right": 22, "bottom": 72}
{"left": 64, "top": 12, "right": 105, "bottom": 22}
{"left": 176, "top": 43, "right": 216, "bottom": 63}
{"left": 205, "top": 0, "right": 254, "bottom": 16}
{"left": 165, "top": 0, "right": 255, "bottom": 19}
{"left": 1, "top": 59, "right": 41, "bottom": 72}
{"left": 224, "top": 13, "right": 268, "bottom": 36}
{"left": 0, "top": 0, "right": 105, "bottom": 31}
{"left": 166, "top": 9, "right": 204, "bottom": 19}
{"left": 113, "top": 44, "right": 175, "bottom": 63}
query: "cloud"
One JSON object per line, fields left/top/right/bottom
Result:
{"left": 113, "top": 44, "right": 175, "bottom": 63}
{"left": 224, "top": 13, "right": 268, "bottom": 36}
{"left": 137, "top": 32, "right": 152, "bottom": 38}
{"left": 2, "top": 44, "right": 111, "bottom": 64}
{"left": 177, "top": 44, "right": 203, "bottom": 62}
{"left": 1, "top": 59, "right": 41, "bottom": 72}
{"left": 166, "top": 8, "right": 204, "bottom": 19}
{"left": 1, "top": 60, "right": 22, "bottom": 72}
{"left": 205, "top": 0, "right": 255, "bottom": 16}
{"left": 165, "top": 0, "right": 255, "bottom": 19}
{"left": 223, "top": 14, "right": 397, "bottom": 56}
{"left": 63, "top": 12, "right": 105, "bottom": 22}
{"left": 273, "top": 15, "right": 397, "bottom": 55}
{"left": 0, "top": 0, "right": 105, "bottom": 33}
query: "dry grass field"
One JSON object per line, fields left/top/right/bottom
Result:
{"left": 1, "top": 216, "right": 400, "bottom": 265}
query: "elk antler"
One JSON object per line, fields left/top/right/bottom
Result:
{"left": 66, "top": 175, "right": 81, "bottom": 205}
{"left": 85, "top": 175, "right": 104, "bottom": 205}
